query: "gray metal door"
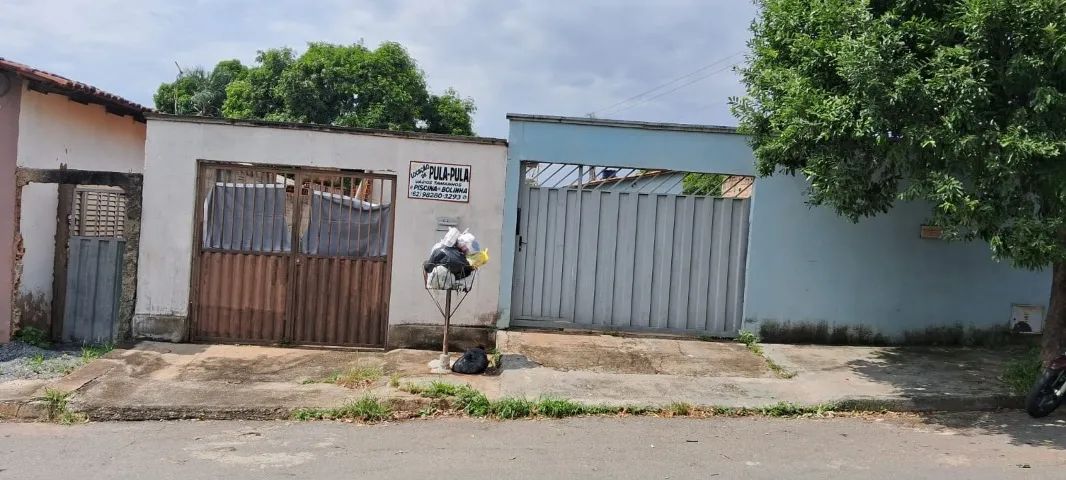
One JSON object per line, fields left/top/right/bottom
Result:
{"left": 61, "top": 237, "right": 125, "bottom": 344}
{"left": 511, "top": 163, "right": 752, "bottom": 337}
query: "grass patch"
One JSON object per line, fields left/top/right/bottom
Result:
{"left": 401, "top": 380, "right": 465, "bottom": 398}
{"left": 397, "top": 382, "right": 852, "bottom": 421}
{"left": 305, "top": 363, "right": 384, "bottom": 388}
{"left": 667, "top": 401, "right": 692, "bottom": 416}
{"left": 29, "top": 353, "right": 46, "bottom": 374}
{"left": 736, "top": 330, "right": 796, "bottom": 379}
{"left": 41, "top": 388, "right": 86, "bottom": 424}
{"left": 80, "top": 343, "right": 114, "bottom": 363}
{"left": 292, "top": 395, "right": 393, "bottom": 422}
{"left": 14, "top": 326, "right": 50, "bottom": 348}
{"left": 534, "top": 397, "right": 587, "bottom": 418}
{"left": 491, "top": 397, "right": 535, "bottom": 419}
{"left": 1002, "top": 347, "right": 1043, "bottom": 395}
{"left": 452, "top": 385, "right": 492, "bottom": 416}
{"left": 488, "top": 348, "right": 503, "bottom": 369}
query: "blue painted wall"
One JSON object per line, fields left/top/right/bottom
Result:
{"left": 501, "top": 115, "right": 1053, "bottom": 340}
{"left": 743, "top": 174, "right": 1051, "bottom": 338}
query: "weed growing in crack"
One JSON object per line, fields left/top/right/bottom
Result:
{"left": 80, "top": 343, "right": 114, "bottom": 364}
{"left": 41, "top": 388, "right": 86, "bottom": 424}
{"left": 736, "top": 330, "right": 796, "bottom": 379}
{"left": 667, "top": 401, "right": 692, "bottom": 416}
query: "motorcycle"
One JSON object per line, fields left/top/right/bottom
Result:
{"left": 1025, "top": 352, "right": 1066, "bottom": 418}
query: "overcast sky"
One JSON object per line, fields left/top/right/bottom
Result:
{"left": 0, "top": 0, "right": 757, "bottom": 138}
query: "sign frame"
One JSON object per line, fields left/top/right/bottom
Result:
{"left": 408, "top": 161, "right": 472, "bottom": 203}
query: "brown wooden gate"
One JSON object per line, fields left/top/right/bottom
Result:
{"left": 190, "top": 162, "right": 396, "bottom": 348}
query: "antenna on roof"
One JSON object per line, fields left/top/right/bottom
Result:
{"left": 172, "top": 61, "right": 183, "bottom": 114}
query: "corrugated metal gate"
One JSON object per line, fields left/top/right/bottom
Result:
{"left": 55, "top": 186, "right": 128, "bottom": 345}
{"left": 512, "top": 163, "right": 752, "bottom": 337}
{"left": 190, "top": 162, "right": 396, "bottom": 347}
{"left": 61, "top": 237, "right": 125, "bottom": 344}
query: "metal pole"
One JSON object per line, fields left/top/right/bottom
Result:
{"left": 442, "top": 288, "right": 452, "bottom": 356}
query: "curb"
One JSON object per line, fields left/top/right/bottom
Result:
{"left": 74, "top": 396, "right": 435, "bottom": 422}
{"left": 832, "top": 395, "right": 1024, "bottom": 413}
{"left": 3, "top": 394, "right": 1026, "bottom": 422}
{"left": 0, "top": 399, "right": 45, "bottom": 421}
{"left": 61, "top": 395, "right": 1025, "bottom": 422}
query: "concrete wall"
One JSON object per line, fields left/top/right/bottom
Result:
{"left": 16, "top": 87, "right": 145, "bottom": 173}
{"left": 502, "top": 115, "right": 1052, "bottom": 341}
{"left": 743, "top": 174, "right": 1051, "bottom": 339}
{"left": 15, "top": 183, "right": 57, "bottom": 329}
{"left": 135, "top": 118, "right": 508, "bottom": 342}
{"left": 10, "top": 86, "right": 147, "bottom": 337}
{"left": 0, "top": 74, "right": 20, "bottom": 342}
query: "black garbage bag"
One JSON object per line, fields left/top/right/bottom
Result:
{"left": 424, "top": 246, "right": 473, "bottom": 279}
{"left": 451, "top": 346, "right": 489, "bottom": 375}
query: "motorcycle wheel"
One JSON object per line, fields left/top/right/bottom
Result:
{"left": 1025, "top": 367, "right": 1066, "bottom": 418}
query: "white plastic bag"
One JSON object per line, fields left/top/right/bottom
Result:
{"left": 442, "top": 227, "right": 461, "bottom": 247}
{"left": 457, "top": 229, "right": 481, "bottom": 254}
{"left": 426, "top": 265, "right": 455, "bottom": 290}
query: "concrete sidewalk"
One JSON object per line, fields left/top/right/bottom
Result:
{"left": 0, "top": 331, "right": 1026, "bottom": 421}
{"left": 490, "top": 331, "right": 1021, "bottom": 411}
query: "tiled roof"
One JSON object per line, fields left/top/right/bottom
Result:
{"left": 0, "top": 57, "right": 149, "bottom": 120}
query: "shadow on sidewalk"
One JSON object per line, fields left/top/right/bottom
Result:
{"left": 915, "top": 410, "right": 1066, "bottom": 451}
{"left": 843, "top": 347, "right": 1018, "bottom": 398}
{"left": 844, "top": 346, "right": 1066, "bottom": 450}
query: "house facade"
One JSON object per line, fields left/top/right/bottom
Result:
{"left": 0, "top": 58, "right": 147, "bottom": 344}
{"left": 133, "top": 115, "right": 508, "bottom": 349}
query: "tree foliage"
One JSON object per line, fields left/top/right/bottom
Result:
{"left": 682, "top": 173, "right": 726, "bottom": 196}
{"left": 154, "top": 60, "right": 246, "bottom": 116}
{"left": 154, "top": 42, "right": 476, "bottom": 135}
{"left": 732, "top": 0, "right": 1066, "bottom": 269}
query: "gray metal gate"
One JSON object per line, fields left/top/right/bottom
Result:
{"left": 511, "top": 163, "right": 752, "bottom": 337}
{"left": 61, "top": 237, "right": 125, "bottom": 344}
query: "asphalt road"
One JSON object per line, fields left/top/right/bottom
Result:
{"left": 1, "top": 412, "right": 1065, "bottom": 479}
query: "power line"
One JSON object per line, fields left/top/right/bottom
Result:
{"left": 606, "top": 62, "right": 739, "bottom": 116}
{"left": 590, "top": 51, "right": 744, "bottom": 117}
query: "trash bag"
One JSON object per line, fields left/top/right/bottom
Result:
{"left": 425, "top": 265, "right": 454, "bottom": 290}
{"left": 425, "top": 246, "right": 473, "bottom": 279}
{"left": 442, "top": 227, "right": 461, "bottom": 247}
{"left": 451, "top": 346, "right": 489, "bottom": 375}
{"left": 456, "top": 230, "right": 481, "bottom": 254}
{"left": 466, "top": 249, "right": 489, "bottom": 269}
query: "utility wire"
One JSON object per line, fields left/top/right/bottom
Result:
{"left": 607, "top": 62, "right": 739, "bottom": 116}
{"left": 590, "top": 50, "right": 744, "bottom": 117}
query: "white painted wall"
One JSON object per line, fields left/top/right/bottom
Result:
{"left": 17, "top": 183, "right": 58, "bottom": 301}
{"left": 11, "top": 85, "right": 146, "bottom": 334}
{"left": 16, "top": 87, "right": 145, "bottom": 173}
{"left": 136, "top": 118, "right": 508, "bottom": 329}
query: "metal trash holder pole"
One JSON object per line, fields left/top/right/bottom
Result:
{"left": 422, "top": 265, "right": 477, "bottom": 370}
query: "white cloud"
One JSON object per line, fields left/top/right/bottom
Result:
{"left": 0, "top": 0, "right": 756, "bottom": 137}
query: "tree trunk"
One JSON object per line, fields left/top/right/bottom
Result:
{"left": 1042, "top": 260, "right": 1066, "bottom": 364}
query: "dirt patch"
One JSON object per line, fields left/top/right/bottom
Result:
{"left": 498, "top": 331, "right": 773, "bottom": 377}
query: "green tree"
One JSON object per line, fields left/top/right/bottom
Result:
{"left": 424, "top": 88, "right": 476, "bottom": 136}
{"left": 155, "top": 42, "right": 476, "bottom": 135}
{"left": 154, "top": 60, "right": 246, "bottom": 116}
{"left": 732, "top": 0, "right": 1066, "bottom": 360}
{"left": 681, "top": 173, "right": 725, "bottom": 196}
